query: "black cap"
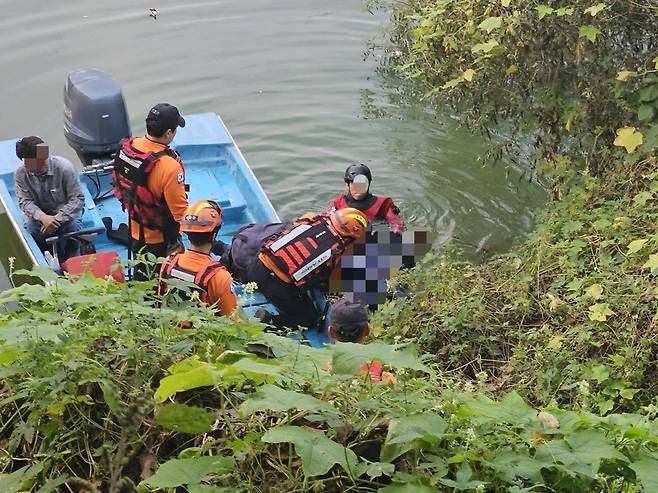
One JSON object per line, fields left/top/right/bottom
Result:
{"left": 344, "top": 163, "right": 372, "bottom": 183}
{"left": 330, "top": 297, "right": 369, "bottom": 328}
{"left": 145, "top": 103, "right": 186, "bottom": 131}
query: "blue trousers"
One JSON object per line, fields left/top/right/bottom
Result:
{"left": 27, "top": 217, "right": 83, "bottom": 260}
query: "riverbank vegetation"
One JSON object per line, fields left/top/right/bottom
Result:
{"left": 1, "top": 1, "right": 658, "bottom": 492}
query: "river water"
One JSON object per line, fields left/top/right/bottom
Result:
{"left": 0, "top": 0, "right": 546, "bottom": 288}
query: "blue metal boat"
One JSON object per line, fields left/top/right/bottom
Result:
{"left": 0, "top": 70, "right": 330, "bottom": 347}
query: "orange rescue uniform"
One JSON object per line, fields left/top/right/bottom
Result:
{"left": 129, "top": 137, "right": 188, "bottom": 244}
{"left": 164, "top": 249, "right": 238, "bottom": 316}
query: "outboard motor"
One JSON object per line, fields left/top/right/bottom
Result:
{"left": 64, "top": 69, "right": 130, "bottom": 166}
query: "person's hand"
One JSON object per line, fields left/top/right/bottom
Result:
{"left": 40, "top": 215, "right": 61, "bottom": 235}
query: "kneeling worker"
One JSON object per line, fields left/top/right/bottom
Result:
{"left": 158, "top": 200, "right": 237, "bottom": 316}
{"left": 246, "top": 208, "right": 368, "bottom": 329}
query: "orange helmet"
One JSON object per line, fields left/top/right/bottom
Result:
{"left": 329, "top": 208, "right": 368, "bottom": 238}
{"left": 180, "top": 200, "right": 223, "bottom": 233}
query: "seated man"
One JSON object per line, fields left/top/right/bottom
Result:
{"left": 329, "top": 163, "right": 404, "bottom": 234}
{"left": 14, "top": 136, "right": 84, "bottom": 259}
{"left": 158, "top": 200, "right": 237, "bottom": 317}
{"left": 235, "top": 208, "right": 368, "bottom": 330}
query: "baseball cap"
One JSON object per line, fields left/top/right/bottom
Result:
{"left": 145, "top": 103, "right": 186, "bottom": 131}
{"left": 329, "top": 297, "right": 369, "bottom": 328}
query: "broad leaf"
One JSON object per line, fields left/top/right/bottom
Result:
{"left": 439, "top": 461, "right": 486, "bottom": 490}
{"left": 488, "top": 449, "right": 549, "bottom": 483}
{"left": 385, "top": 412, "right": 447, "bottom": 445}
{"left": 0, "top": 463, "right": 44, "bottom": 493}
{"left": 142, "top": 456, "right": 234, "bottom": 488}
{"left": 616, "top": 70, "right": 638, "bottom": 82}
{"left": 627, "top": 239, "right": 648, "bottom": 254}
{"left": 156, "top": 403, "right": 215, "bottom": 434}
{"left": 239, "top": 384, "right": 335, "bottom": 416}
{"left": 471, "top": 40, "right": 499, "bottom": 54}
{"left": 585, "top": 284, "right": 603, "bottom": 300}
{"left": 643, "top": 254, "right": 658, "bottom": 272}
{"left": 613, "top": 127, "right": 644, "bottom": 153}
{"left": 578, "top": 25, "right": 600, "bottom": 43}
{"left": 262, "top": 425, "right": 358, "bottom": 477}
{"left": 379, "top": 484, "right": 439, "bottom": 493}
{"left": 630, "top": 455, "right": 658, "bottom": 492}
{"left": 638, "top": 104, "right": 656, "bottom": 122}
{"left": 536, "top": 5, "right": 554, "bottom": 19}
{"left": 461, "top": 69, "right": 476, "bottom": 82}
{"left": 588, "top": 303, "right": 614, "bottom": 322}
{"left": 331, "top": 341, "right": 428, "bottom": 374}
{"left": 584, "top": 3, "right": 605, "bottom": 16}
{"left": 478, "top": 17, "right": 502, "bottom": 34}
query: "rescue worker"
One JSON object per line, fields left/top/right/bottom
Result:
{"left": 242, "top": 208, "right": 368, "bottom": 329}
{"left": 329, "top": 163, "right": 404, "bottom": 234}
{"left": 14, "top": 136, "right": 85, "bottom": 261}
{"left": 327, "top": 297, "right": 370, "bottom": 343}
{"left": 158, "top": 200, "right": 237, "bottom": 317}
{"left": 112, "top": 103, "right": 188, "bottom": 280}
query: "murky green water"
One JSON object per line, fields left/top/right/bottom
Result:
{"left": 0, "top": 0, "right": 546, "bottom": 289}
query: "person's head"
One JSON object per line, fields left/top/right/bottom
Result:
{"left": 328, "top": 297, "right": 370, "bottom": 343}
{"left": 145, "top": 103, "right": 186, "bottom": 144}
{"left": 329, "top": 208, "right": 368, "bottom": 239}
{"left": 344, "top": 163, "right": 372, "bottom": 201}
{"left": 16, "top": 136, "right": 49, "bottom": 174}
{"left": 180, "top": 200, "right": 223, "bottom": 247}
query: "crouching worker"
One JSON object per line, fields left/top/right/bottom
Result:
{"left": 158, "top": 200, "right": 237, "bottom": 317}
{"left": 328, "top": 297, "right": 370, "bottom": 343}
{"left": 246, "top": 208, "right": 368, "bottom": 330}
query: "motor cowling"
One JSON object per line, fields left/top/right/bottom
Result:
{"left": 64, "top": 69, "right": 130, "bottom": 165}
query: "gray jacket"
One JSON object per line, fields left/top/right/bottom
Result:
{"left": 14, "top": 156, "right": 85, "bottom": 223}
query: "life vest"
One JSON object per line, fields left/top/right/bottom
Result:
{"left": 260, "top": 216, "right": 347, "bottom": 287}
{"left": 158, "top": 253, "right": 226, "bottom": 304}
{"left": 227, "top": 222, "right": 290, "bottom": 283}
{"left": 112, "top": 138, "right": 183, "bottom": 232}
{"left": 332, "top": 194, "right": 393, "bottom": 221}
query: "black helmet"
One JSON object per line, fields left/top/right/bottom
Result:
{"left": 344, "top": 163, "right": 372, "bottom": 183}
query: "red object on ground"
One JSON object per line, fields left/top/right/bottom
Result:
{"left": 360, "top": 361, "right": 383, "bottom": 382}
{"left": 62, "top": 251, "right": 125, "bottom": 283}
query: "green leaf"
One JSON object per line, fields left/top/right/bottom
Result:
{"left": 613, "top": 127, "right": 644, "bottom": 153}
{"left": 439, "top": 461, "right": 486, "bottom": 490}
{"left": 471, "top": 40, "right": 499, "bottom": 54}
{"left": 13, "top": 266, "right": 59, "bottom": 284}
{"left": 364, "top": 461, "right": 395, "bottom": 479}
{"left": 536, "top": 430, "right": 626, "bottom": 478}
{"left": 456, "top": 391, "right": 537, "bottom": 424}
{"left": 478, "top": 16, "right": 502, "bottom": 34}
{"left": 536, "top": 5, "right": 554, "bottom": 19}
{"left": 142, "top": 456, "right": 234, "bottom": 488}
{"left": 585, "top": 284, "right": 604, "bottom": 300}
{"left": 588, "top": 303, "right": 614, "bottom": 322}
{"left": 627, "top": 239, "right": 649, "bottom": 254}
{"left": 639, "top": 104, "right": 656, "bottom": 122}
{"left": 584, "top": 3, "right": 606, "bottom": 16}
{"left": 617, "top": 70, "right": 638, "bottom": 82}
{"left": 590, "top": 364, "right": 610, "bottom": 383}
{"left": 461, "top": 69, "right": 476, "bottom": 82}
{"left": 639, "top": 85, "right": 658, "bottom": 103}
{"left": 331, "top": 341, "right": 429, "bottom": 375}
{"left": 561, "top": 220, "right": 583, "bottom": 235}
{"left": 578, "top": 25, "right": 600, "bottom": 43}
{"left": 630, "top": 455, "right": 658, "bottom": 492}
{"left": 379, "top": 484, "right": 439, "bottom": 493}
{"left": 239, "top": 384, "right": 336, "bottom": 416}
{"left": 488, "top": 449, "right": 549, "bottom": 482}
{"left": 101, "top": 380, "right": 122, "bottom": 415}
{"left": 642, "top": 254, "right": 658, "bottom": 272}
{"left": 156, "top": 403, "right": 215, "bottom": 434}
{"left": 0, "top": 463, "right": 44, "bottom": 493}
{"left": 262, "top": 425, "right": 358, "bottom": 477}
{"left": 441, "top": 77, "right": 463, "bottom": 89}
{"left": 620, "top": 388, "right": 639, "bottom": 400}
{"left": 555, "top": 7, "right": 574, "bottom": 16}
{"left": 592, "top": 218, "right": 611, "bottom": 230}
{"left": 634, "top": 191, "right": 653, "bottom": 207}
{"left": 385, "top": 412, "right": 447, "bottom": 445}
{"left": 155, "top": 362, "right": 216, "bottom": 402}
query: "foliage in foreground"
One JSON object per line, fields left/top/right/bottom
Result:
{"left": 0, "top": 270, "right": 656, "bottom": 492}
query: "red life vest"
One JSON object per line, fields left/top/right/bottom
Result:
{"left": 112, "top": 138, "right": 183, "bottom": 231}
{"left": 261, "top": 216, "right": 347, "bottom": 287}
{"left": 332, "top": 194, "right": 393, "bottom": 221}
{"left": 158, "top": 253, "right": 226, "bottom": 304}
